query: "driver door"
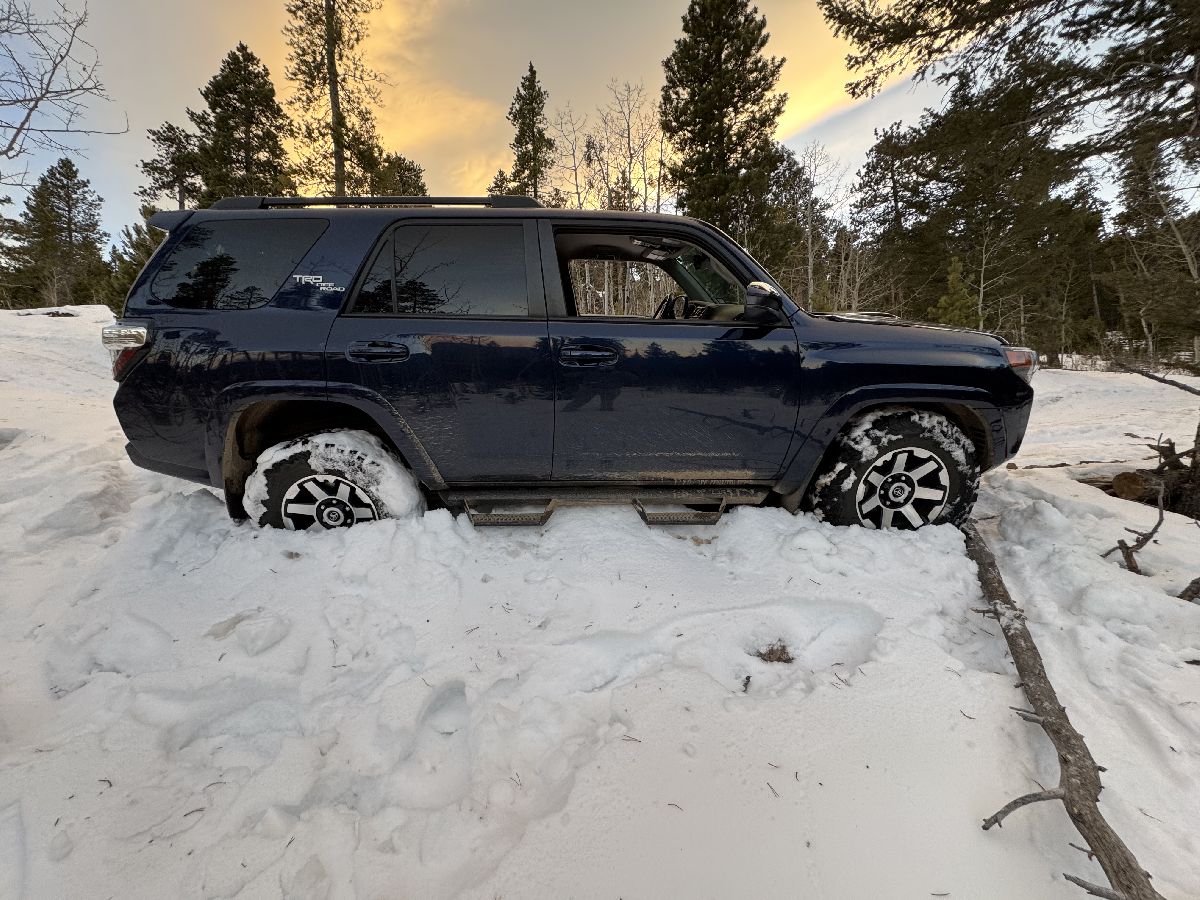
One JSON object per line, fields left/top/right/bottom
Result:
{"left": 541, "top": 221, "right": 802, "bottom": 482}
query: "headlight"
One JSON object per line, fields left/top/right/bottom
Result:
{"left": 1004, "top": 347, "right": 1038, "bottom": 381}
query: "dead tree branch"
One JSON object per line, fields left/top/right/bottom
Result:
{"left": 981, "top": 788, "right": 1065, "bottom": 829}
{"left": 1109, "top": 361, "right": 1200, "bottom": 397}
{"left": 1101, "top": 485, "right": 1166, "bottom": 574}
{"left": 962, "top": 522, "right": 1165, "bottom": 900}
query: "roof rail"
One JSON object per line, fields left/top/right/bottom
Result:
{"left": 210, "top": 195, "right": 544, "bottom": 210}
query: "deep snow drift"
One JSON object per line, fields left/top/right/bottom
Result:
{"left": 0, "top": 307, "right": 1197, "bottom": 899}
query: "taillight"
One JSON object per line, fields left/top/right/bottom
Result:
{"left": 102, "top": 323, "right": 149, "bottom": 381}
{"left": 1004, "top": 347, "right": 1038, "bottom": 382}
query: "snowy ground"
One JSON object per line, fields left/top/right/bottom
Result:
{"left": 1, "top": 307, "right": 1198, "bottom": 900}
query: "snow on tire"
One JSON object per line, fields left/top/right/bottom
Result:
{"left": 806, "top": 408, "right": 980, "bottom": 530}
{"left": 243, "top": 430, "right": 423, "bottom": 530}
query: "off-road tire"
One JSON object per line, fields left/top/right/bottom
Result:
{"left": 806, "top": 409, "right": 980, "bottom": 529}
{"left": 250, "top": 431, "right": 410, "bottom": 530}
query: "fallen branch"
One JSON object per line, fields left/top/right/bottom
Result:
{"left": 962, "top": 522, "right": 1164, "bottom": 900}
{"left": 1101, "top": 486, "right": 1165, "bottom": 575}
{"left": 1108, "top": 361, "right": 1200, "bottom": 397}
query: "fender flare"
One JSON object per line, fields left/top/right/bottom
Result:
{"left": 206, "top": 382, "right": 446, "bottom": 509}
{"left": 774, "top": 384, "right": 1005, "bottom": 501}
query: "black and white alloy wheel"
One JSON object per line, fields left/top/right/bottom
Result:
{"left": 280, "top": 474, "right": 379, "bottom": 530}
{"left": 854, "top": 446, "right": 950, "bottom": 529}
{"left": 806, "top": 408, "right": 980, "bottom": 530}
{"left": 245, "top": 430, "right": 422, "bottom": 530}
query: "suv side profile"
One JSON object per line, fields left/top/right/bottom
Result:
{"left": 103, "top": 195, "right": 1035, "bottom": 531}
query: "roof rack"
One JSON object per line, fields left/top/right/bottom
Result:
{"left": 210, "top": 195, "right": 544, "bottom": 210}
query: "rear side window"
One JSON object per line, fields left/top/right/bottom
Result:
{"left": 352, "top": 224, "right": 528, "bottom": 317}
{"left": 151, "top": 219, "right": 326, "bottom": 309}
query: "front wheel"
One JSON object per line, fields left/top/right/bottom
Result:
{"left": 806, "top": 409, "right": 980, "bottom": 530}
{"left": 243, "top": 430, "right": 423, "bottom": 530}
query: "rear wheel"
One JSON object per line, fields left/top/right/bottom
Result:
{"left": 244, "top": 430, "right": 422, "bottom": 530}
{"left": 806, "top": 409, "right": 979, "bottom": 530}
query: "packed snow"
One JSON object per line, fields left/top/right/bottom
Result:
{"left": 0, "top": 307, "right": 1197, "bottom": 899}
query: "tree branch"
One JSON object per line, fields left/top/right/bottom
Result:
{"left": 962, "top": 522, "right": 1165, "bottom": 900}
{"left": 982, "top": 788, "right": 1065, "bottom": 829}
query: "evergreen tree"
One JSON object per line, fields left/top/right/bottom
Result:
{"left": 6, "top": 158, "right": 110, "bottom": 308}
{"left": 102, "top": 205, "right": 165, "bottom": 313}
{"left": 818, "top": 0, "right": 1200, "bottom": 166}
{"left": 504, "top": 63, "right": 556, "bottom": 201}
{"left": 487, "top": 168, "right": 513, "bottom": 195}
{"left": 188, "top": 43, "right": 295, "bottom": 205}
{"left": 349, "top": 142, "right": 427, "bottom": 196}
{"left": 138, "top": 122, "right": 202, "bottom": 210}
{"left": 660, "top": 0, "right": 786, "bottom": 248}
{"left": 284, "top": 0, "right": 383, "bottom": 195}
{"left": 928, "top": 258, "right": 976, "bottom": 327}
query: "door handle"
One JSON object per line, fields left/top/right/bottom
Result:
{"left": 559, "top": 345, "right": 619, "bottom": 367}
{"left": 347, "top": 340, "right": 410, "bottom": 362}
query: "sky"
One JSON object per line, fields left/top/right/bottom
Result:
{"left": 16, "top": 0, "right": 944, "bottom": 244}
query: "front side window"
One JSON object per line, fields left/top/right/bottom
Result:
{"left": 151, "top": 218, "right": 326, "bottom": 310}
{"left": 352, "top": 224, "right": 528, "bottom": 317}
{"left": 556, "top": 231, "right": 746, "bottom": 321}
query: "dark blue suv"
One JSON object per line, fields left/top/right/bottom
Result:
{"left": 102, "top": 195, "right": 1035, "bottom": 531}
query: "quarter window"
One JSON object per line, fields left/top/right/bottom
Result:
{"left": 352, "top": 224, "right": 528, "bottom": 317}
{"left": 151, "top": 219, "right": 326, "bottom": 309}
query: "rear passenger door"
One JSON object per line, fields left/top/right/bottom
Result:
{"left": 326, "top": 219, "right": 555, "bottom": 483}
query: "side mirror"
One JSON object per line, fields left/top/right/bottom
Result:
{"left": 745, "top": 281, "right": 783, "bottom": 310}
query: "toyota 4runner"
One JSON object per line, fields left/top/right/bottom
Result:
{"left": 102, "top": 195, "right": 1035, "bottom": 531}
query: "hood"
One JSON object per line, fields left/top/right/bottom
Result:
{"left": 806, "top": 311, "right": 1010, "bottom": 345}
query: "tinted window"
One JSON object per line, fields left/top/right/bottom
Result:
{"left": 151, "top": 219, "right": 326, "bottom": 310}
{"left": 352, "top": 224, "right": 528, "bottom": 317}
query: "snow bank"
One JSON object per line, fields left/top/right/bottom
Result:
{"left": 0, "top": 311, "right": 1197, "bottom": 899}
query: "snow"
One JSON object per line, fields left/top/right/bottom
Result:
{"left": 0, "top": 306, "right": 1198, "bottom": 899}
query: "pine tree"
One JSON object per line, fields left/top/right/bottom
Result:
{"left": 6, "top": 158, "right": 110, "bottom": 308}
{"left": 284, "top": 0, "right": 383, "bottom": 195}
{"left": 487, "top": 168, "right": 513, "bottom": 195}
{"left": 348, "top": 140, "right": 428, "bottom": 196}
{"left": 102, "top": 205, "right": 165, "bottom": 312}
{"left": 138, "top": 122, "right": 202, "bottom": 210}
{"left": 818, "top": 0, "right": 1200, "bottom": 167}
{"left": 505, "top": 63, "right": 556, "bottom": 202}
{"left": 189, "top": 43, "right": 294, "bottom": 205}
{"left": 660, "top": 0, "right": 786, "bottom": 246}
{"left": 928, "top": 258, "right": 976, "bottom": 327}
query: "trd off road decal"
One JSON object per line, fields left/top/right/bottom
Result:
{"left": 292, "top": 274, "right": 345, "bottom": 292}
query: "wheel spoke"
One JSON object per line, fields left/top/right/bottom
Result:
{"left": 899, "top": 503, "right": 924, "bottom": 528}
{"left": 352, "top": 506, "right": 375, "bottom": 519}
{"left": 889, "top": 451, "right": 908, "bottom": 475}
{"left": 306, "top": 480, "right": 332, "bottom": 501}
{"left": 879, "top": 507, "right": 894, "bottom": 529}
{"left": 284, "top": 503, "right": 317, "bottom": 517}
{"left": 860, "top": 494, "right": 881, "bottom": 514}
{"left": 909, "top": 459, "right": 941, "bottom": 480}
{"left": 913, "top": 486, "right": 946, "bottom": 502}
{"left": 336, "top": 482, "right": 353, "bottom": 502}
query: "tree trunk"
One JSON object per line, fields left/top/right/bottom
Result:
{"left": 324, "top": 0, "right": 345, "bottom": 196}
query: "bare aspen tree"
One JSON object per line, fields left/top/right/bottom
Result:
{"left": 0, "top": 0, "right": 119, "bottom": 188}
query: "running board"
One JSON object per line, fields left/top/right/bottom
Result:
{"left": 445, "top": 488, "right": 769, "bottom": 527}
{"left": 463, "top": 501, "right": 555, "bottom": 527}
{"left": 632, "top": 499, "right": 725, "bottom": 526}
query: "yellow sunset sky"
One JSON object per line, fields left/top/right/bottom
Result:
{"left": 31, "top": 0, "right": 938, "bottom": 235}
